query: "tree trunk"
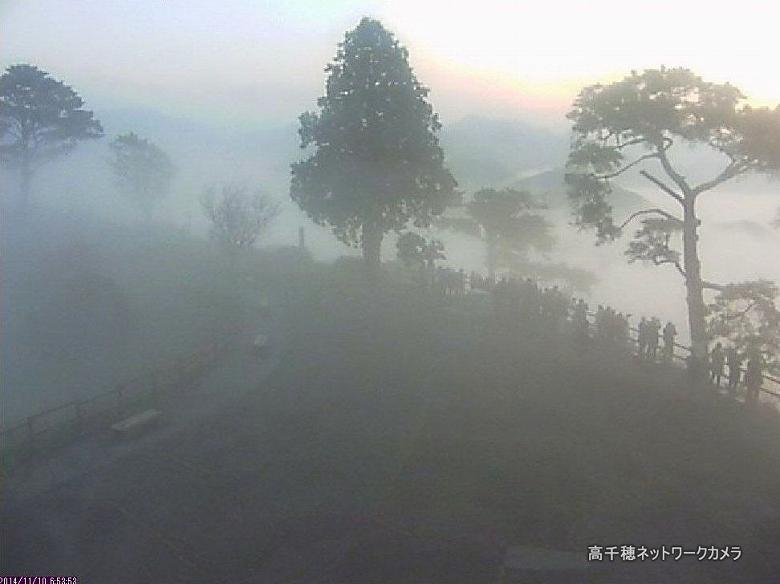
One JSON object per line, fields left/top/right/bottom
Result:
{"left": 19, "top": 156, "right": 33, "bottom": 215}
{"left": 486, "top": 233, "right": 497, "bottom": 280}
{"left": 682, "top": 200, "right": 709, "bottom": 367}
{"left": 362, "top": 221, "right": 383, "bottom": 281}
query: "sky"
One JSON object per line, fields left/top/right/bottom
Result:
{"left": 2, "top": 0, "right": 780, "bottom": 129}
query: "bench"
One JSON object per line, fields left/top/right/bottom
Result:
{"left": 111, "top": 409, "right": 162, "bottom": 437}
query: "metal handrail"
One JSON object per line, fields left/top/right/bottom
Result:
{"left": 0, "top": 329, "right": 239, "bottom": 446}
{"left": 464, "top": 274, "right": 779, "bottom": 400}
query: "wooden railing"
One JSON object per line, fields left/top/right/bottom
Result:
{"left": 0, "top": 328, "right": 241, "bottom": 459}
{"left": 444, "top": 271, "right": 780, "bottom": 407}
{"left": 621, "top": 322, "right": 780, "bottom": 405}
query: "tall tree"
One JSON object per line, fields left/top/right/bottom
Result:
{"left": 465, "top": 188, "right": 555, "bottom": 279}
{"left": 290, "top": 17, "right": 457, "bottom": 279}
{"left": 566, "top": 67, "right": 780, "bottom": 363}
{"left": 108, "top": 132, "right": 176, "bottom": 220}
{"left": 437, "top": 188, "right": 594, "bottom": 288}
{"left": 0, "top": 64, "right": 103, "bottom": 211}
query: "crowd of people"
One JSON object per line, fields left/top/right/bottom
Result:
{"left": 635, "top": 317, "right": 678, "bottom": 362}
{"left": 492, "top": 277, "right": 570, "bottom": 330}
{"left": 432, "top": 267, "right": 467, "bottom": 296}
{"left": 428, "top": 269, "right": 770, "bottom": 404}
{"left": 592, "top": 305, "right": 631, "bottom": 347}
{"left": 707, "top": 342, "right": 766, "bottom": 403}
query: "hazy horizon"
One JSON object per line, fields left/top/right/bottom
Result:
{"left": 4, "top": 0, "right": 779, "bottom": 131}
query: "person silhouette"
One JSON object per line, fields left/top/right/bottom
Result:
{"left": 618, "top": 313, "right": 630, "bottom": 348}
{"left": 726, "top": 346, "right": 742, "bottom": 395}
{"left": 709, "top": 342, "right": 725, "bottom": 387}
{"left": 662, "top": 321, "right": 677, "bottom": 362}
{"left": 745, "top": 350, "right": 764, "bottom": 405}
{"left": 647, "top": 318, "right": 661, "bottom": 361}
{"left": 637, "top": 317, "right": 648, "bottom": 359}
{"left": 573, "top": 298, "right": 589, "bottom": 344}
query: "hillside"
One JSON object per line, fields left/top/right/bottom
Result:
{"left": 418, "top": 115, "right": 566, "bottom": 191}
{"left": 4, "top": 270, "right": 780, "bottom": 583}
{"left": 512, "top": 168, "right": 650, "bottom": 215}
{"left": 0, "top": 207, "right": 304, "bottom": 424}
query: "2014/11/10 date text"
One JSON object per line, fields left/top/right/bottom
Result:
{"left": 0, "top": 578, "right": 78, "bottom": 584}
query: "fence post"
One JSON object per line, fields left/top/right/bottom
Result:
{"left": 74, "top": 401, "right": 84, "bottom": 435}
{"left": 117, "top": 385, "right": 125, "bottom": 417}
{"left": 150, "top": 373, "right": 159, "bottom": 406}
{"left": 26, "top": 415, "right": 35, "bottom": 450}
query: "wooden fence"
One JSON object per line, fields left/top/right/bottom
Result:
{"left": 622, "top": 322, "right": 780, "bottom": 405}
{"left": 0, "top": 328, "right": 240, "bottom": 460}
{"left": 448, "top": 273, "right": 780, "bottom": 407}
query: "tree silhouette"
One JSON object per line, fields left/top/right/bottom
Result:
{"left": 396, "top": 232, "right": 446, "bottom": 270}
{"left": 708, "top": 280, "right": 780, "bottom": 374}
{"left": 566, "top": 67, "right": 780, "bottom": 363}
{"left": 290, "top": 17, "right": 457, "bottom": 279}
{"left": 0, "top": 64, "right": 103, "bottom": 212}
{"left": 466, "top": 188, "right": 555, "bottom": 279}
{"left": 109, "top": 132, "right": 175, "bottom": 221}
{"left": 437, "top": 188, "right": 555, "bottom": 279}
{"left": 201, "top": 186, "right": 280, "bottom": 259}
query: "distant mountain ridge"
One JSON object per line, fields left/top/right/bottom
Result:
{"left": 511, "top": 168, "right": 650, "bottom": 215}
{"left": 440, "top": 115, "right": 568, "bottom": 190}
{"left": 93, "top": 108, "right": 572, "bottom": 195}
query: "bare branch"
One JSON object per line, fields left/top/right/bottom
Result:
{"left": 613, "top": 137, "right": 647, "bottom": 150}
{"left": 702, "top": 280, "right": 727, "bottom": 292}
{"left": 617, "top": 207, "right": 681, "bottom": 229}
{"left": 592, "top": 152, "right": 659, "bottom": 180}
{"left": 639, "top": 170, "right": 685, "bottom": 205}
{"left": 720, "top": 300, "right": 758, "bottom": 321}
{"left": 657, "top": 147, "right": 691, "bottom": 196}
{"left": 709, "top": 139, "right": 738, "bottom": 164}
{"left": 692, "top": 161, "right": 748, "bottom": 196}
{"left": 653, "top": 257, "right": 688, "bottom": 280}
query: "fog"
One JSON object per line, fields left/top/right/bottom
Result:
{"left": 3, "top": 4, "right": 780, "bottom": 583}
{"left": 13, "top": 110, "right": 777, "bottom": 356}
